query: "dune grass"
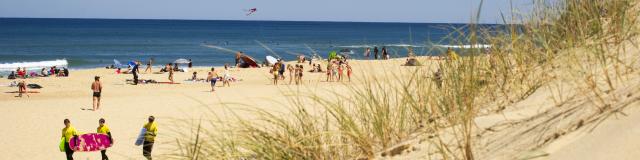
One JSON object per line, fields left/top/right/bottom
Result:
{"left": 169, "top": 0, "right": 639, "bottom": 159}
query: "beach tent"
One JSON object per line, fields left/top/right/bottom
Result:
{"left": 265, "top": 56, "right": 278, "bottom": 66}
{"left": 328, "top": 51, "right": 338, "bottom": 60}
{"left": 174, "top": 58, "right": 191, "bottom": 64}
{"left": 239, "top": 55, "right": 259, "bottom": 68}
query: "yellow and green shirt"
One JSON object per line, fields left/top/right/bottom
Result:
{"left": 61, "top": 126, "right": 78, "bottom": 142}
{"left": 143, "top": 122, "right": 157, "bottom": 142}
{"left": 97, "top": 125, "right": 110, "bottom": 134}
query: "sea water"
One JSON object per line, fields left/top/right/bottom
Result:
{"left": 0, "top": 18, "right": 500, "bottom": 71}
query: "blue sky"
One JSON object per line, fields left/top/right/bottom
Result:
{"left": 0, "top": 0, "right": 533, "bottom": 23}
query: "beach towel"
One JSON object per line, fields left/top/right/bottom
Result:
{"left": 27, "top": 84, "right": 43, "bottom": 89}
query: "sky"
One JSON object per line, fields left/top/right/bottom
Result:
{"left": 0, "top": 0, "right": 534, "bottom": 23}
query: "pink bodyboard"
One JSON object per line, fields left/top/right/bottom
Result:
{"left": 69, "top": 133, "right": 112, "bottom": 152}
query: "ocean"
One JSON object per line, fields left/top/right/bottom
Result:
{"left": 0, "top": 18, "right": 498, "bottom": 71}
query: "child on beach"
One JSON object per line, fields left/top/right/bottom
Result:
{"left": 17, "top": 80, "right": 27, "bottom": 97}
{"left": 97, "top": 118, "right": 112, "bottom": 160}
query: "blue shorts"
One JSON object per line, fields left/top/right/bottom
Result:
{"left": 210, "top": 79, "right": 217, "bottom": 85}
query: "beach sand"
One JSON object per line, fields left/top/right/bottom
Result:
{"left": 0, "top": 58, "right": 431, "bottom": 159}
{"left": 2, "top": 50, "right": 640, "bottom": 159}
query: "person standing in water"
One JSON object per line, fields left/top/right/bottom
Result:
{"left": 188, "top": 59, "right": 193, "bottom": 68}
{"left": 92, "top": 76, "right": 103, "bottom": 111}
{"left": 364, "top": 48, "right": 371, "bottom": 59}
{"left": 381, "top": 47, "right": 388, "bottom": 60}
{"left": 62, "top": 119, "right": 78, "bottom": 160}
{"left": 97, "top": 118, "right": 112, "bottom": 160}
{"left": 142, "top": 116, "right": 157, "bottom": 160}
{"left": 132, "top": 61, "right": 140, "bottom": 85}
{"left": 373, "top": 47, "right": 379, "bottom": 59}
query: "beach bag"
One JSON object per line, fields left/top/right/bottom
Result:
{"left": 59, "top": 137, "right": 65, "bottom": 152}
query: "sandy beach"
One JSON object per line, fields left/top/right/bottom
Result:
{"left": 0, "top": 58, "right": 429, "bottom": 159}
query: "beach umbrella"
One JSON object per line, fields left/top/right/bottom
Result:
{"left": 174, "top": 58, "right": 191, "bottom": 64}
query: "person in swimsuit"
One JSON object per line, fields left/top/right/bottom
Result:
{"left": 337, "top": 64, "right": 343, "bottom": 82}
{"left": 287, "top": 64, "right": 294, "bottom": 84}
{"left": 17, "top": 80, "right": 27, "bottom": 97}
{"left": 332, "top": 62, "right": 338, "bottom": 81}
{"left": 326, "top": 62, "right": 333, "bottom": 82}
{"left": 168, "top": 64, "right": 174, "bottom": 83}
{"left": 132, "top": 61, "right": 140, "bottom": 85}
{"left": 297, "top": 65, "right": 304, "bottom": 85}
{"left": 92, "top": 76, "right": 103, "bottom": 111}
{"left": 145, "top": 58, "right": 153, "bottom": 73}
{"left": 346, "top": 63, "right": 353, "bottom": 82}
{"left": 373, "top": 47, "right": 379, "bottom": 59}
{"left": 207, "top": 68, "right": 219, "bottom": 92}
{"left": 272, "top": 62, "right": 280, "bottom": 85}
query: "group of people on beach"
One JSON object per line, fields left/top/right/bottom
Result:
{"left": 61, "top": 116, "right": 157, "bottom": 160}
{"left": 271, "top": 59, "right": 305, "bottom": 85}
{"left": 7, "top": 66, "right": 68, "bottom": 79}
{"left": 363, "top": 46, "right": 390, "bottom": 60}
{"left": 326, "top": 59, "right": 352, "bottom": 82}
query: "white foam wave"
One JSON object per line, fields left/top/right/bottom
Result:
{"left": 0, "top": 59, "right": 68, "bottom": 71}
{"left": 435, "top": 44, "right": 492, "bottom": 49}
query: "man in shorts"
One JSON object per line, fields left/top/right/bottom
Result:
{"left": 92, "top": 76, "right": 103, "bottom": 111}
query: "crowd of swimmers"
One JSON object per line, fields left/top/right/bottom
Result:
{"left": 61, "top": 116, "right": 157, "bottom": 160}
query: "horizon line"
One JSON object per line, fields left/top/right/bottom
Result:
{"left": 0, "top": 16, "right": 507, "bottom": 25}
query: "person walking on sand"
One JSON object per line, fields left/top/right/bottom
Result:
{"left": 145, "top": 58, "right": 153, "bottom": 73}
{"left": 279, "top": 60, "right": 286, "bottom": 80}
{"left": 132, "top": 61, "right": 140, "bottom": 85}
{"left": 142, "top": 116, "right": 157, "bottom": 160}
{"left": 92, "top": 76, "right": 103, "bottom": 111}
{"left": 168, "top": 64, "right": 174, "bottom": 83}
{"left": 97, "top": 118, "right": 112, "bottom": 160}
{"left": 373, "top": 47, "right": 379, "bottom": 59}
{"left": 222, "top": 68, "right": 231, "bottom": 87}
{"left": 207, "top": 68, "right": 219, "bottom": 92}
{"left": 62, "top": 119, "right": 78, "bottom": 160}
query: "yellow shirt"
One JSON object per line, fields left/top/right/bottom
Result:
{"left": 61, "top": 126, "right": 78, "bottom": 142}
{"left": 448, "top": 51, "right": 460, "bottom": 61}
{"left": 97, "top": 125, "right": 110, "bottom": 134}
{"left": 143, "top": 122, "right": 158, "bottom": 142}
